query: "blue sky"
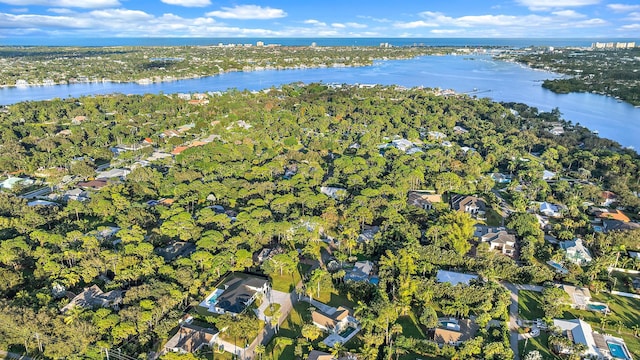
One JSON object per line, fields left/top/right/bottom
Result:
{"left": 0, "top": 0, "right": 639, "bottom": 39}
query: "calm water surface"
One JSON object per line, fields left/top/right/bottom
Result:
{"left": 1, "top": 55, "right": 639, "bottom": 149}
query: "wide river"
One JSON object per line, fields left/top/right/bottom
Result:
{"left": 2, "top": 54, "right": 640, "bottom": 149}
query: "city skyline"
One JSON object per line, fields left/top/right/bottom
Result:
{"left": 1, "top": 0, "right": 640, "bottom": 39}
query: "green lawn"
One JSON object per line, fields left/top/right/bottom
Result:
{"left": 263, "top": 303, "right": 281, "bottom": 317}
{"left": 316, "top": 289, "right": 356, "bottom": 309}
{"left": 518, "top": 290, "right": 545, "bottom": 320}
{"left": 485, "top": 206, "right": 505, "bottom": 227}
{"left": 563, "top": 293, "right": 640, "bottom": 359}
{"left": 396, "top": 310, "right": 427, "bottom": 339}
{"left": 518, "top": 332, "right": 560, "bottom": 360}
{"left": 269, "top": 269, "right": 302, "bottom": 293}
{"left": 609, "top": 271, "right": 636, "bottom": 293}
{"left": 264, "top": 301, "right": 310, "bottom": 360}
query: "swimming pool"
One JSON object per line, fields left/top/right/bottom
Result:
{"left": 608, "top": 342, "right": 629, "bottom": 359}
{"left": 546, "top": 260, "right": 568, "bottom": 274}
{"left": 586, "top": 303, "right": 608, "bottom": 312}
{"left": 339, "top": 326, "right": 357, "bottom": 338}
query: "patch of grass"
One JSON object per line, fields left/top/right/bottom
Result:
{"left": 396, "top": 310, "right": 427, "bottom": 339}
{"left": 270, "top": 269, "right": 302, "bottom": 293}
{"left": 518, "top": 290, "right": 545, "bottom": 320}
{"left": 485, "top": 206, "right": 504, "bottom": 226}
{"left": 518, "top": 331, "right": 560, "bottom": 360}
{"left": 278, "top": 301, "right": 310, "bottom": 339}
{"left": 317, "top": 290, "right": 356, "bottom": 309}
{"left": 264, "top": 303, "right": 281, "bottom": 317}
{"left": 609, "top": 271, "right": 636, "bottom": 293}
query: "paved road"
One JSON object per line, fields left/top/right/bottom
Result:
{"left": 500, "top": 282, "right": 543, "bottom": 360}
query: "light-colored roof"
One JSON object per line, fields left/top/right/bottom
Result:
{"left": 307, "top": 350, "right": 335, "bottom": 360}
{"left": 0, "top": 177, "right": 34, "bottom": 189}
{"left": 433, "top": 328, "right": 463, "bottom": 344}
{"left": 553, "top": 319, "right": 600, "bottom": 358}
{"left": 560, "top": 285, "right": 591, "bottom": 307}
{"left": 436, "top": 270, "right": 478, "bottom": 286}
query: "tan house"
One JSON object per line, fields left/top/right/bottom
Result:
{"left": 432, "top": 318, "right": 477, "bottom": 346}
{"left": 407, "top": 190, "right": 442, "bottom": 211}
{"left": 450, "top": 195, "right": 486, "bottom": 219}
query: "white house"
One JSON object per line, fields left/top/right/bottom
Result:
{"left": 481, "top": 230, "right": 517, "bottom": 257}
{"left": 436, "top": 270, "right": 479, "bottom": 286}
{"left": 560, "top": 238, "right": 593, "bottom": 265}
{"left": 552, "top": 319, "right": 601, "bottom": 359}
{"left": 540, "top": 202, "right": 562, "bottom": 217}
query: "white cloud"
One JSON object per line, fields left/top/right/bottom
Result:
{"left": 515, "top": 0, "right": 600, "bottom": 11}
{"left": 0, "top": 0, "right": 119, "bottom": 8}
{"left": 47, "top": 7, "right": 74, "bottom": 14}
{"left": 394, "top": 20, "right": 439, "bottom": 29}
{"left": 160, "top": 0, "right": 211, "bottom": 7}
{"left": 303, "top": 19, "right": 327, "bottom": 26}
{"left": 331, "top": 23, "right": 346, "bottom": 28}
{"left": 607, "top": 3, "right": 640, "bottom": 12}
{"left": 345, "top": 22, "right": 367, "bottom": 28}
{"left": 619, "top": 23, "right": 640, "bottom": 29}
{"left": 206, "top": 5, "right": 286, "bottom": 19}
{"left": 89, "top": 8, "right": 153, "bottom": 21}
{"left": 552, "top": 10, "right": 586, "bottom": 17}
{"left": 430, "top": 29, "right": 463, "bottom": 34}
{"left": 628, "top": 12, "right": 640, "bottom": 20}
{"left": 10, "top": 7, "right": 28, "bottom": 12}
{"left": 393, "top": 9, "right": 607, "bottom": 34}
{"left": 357, "top": 15, "right": 391, "bottom": 23}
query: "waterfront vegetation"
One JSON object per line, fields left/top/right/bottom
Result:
{"left": 0, "top": 45, "right": 450, "bottom": 87}
{"left": 0, "top": 83, "right": 639, "bottom": 359}
{"left": 501, "top": 47, "right": 640, "bottom": 106}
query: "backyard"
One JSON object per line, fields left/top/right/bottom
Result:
{"left": 518, "top": 332, "right": 560, "bottom": 360}
{"left": 518, "top": 290, "right": 545, "bottom": 320}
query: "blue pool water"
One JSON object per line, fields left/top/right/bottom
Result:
{"left": 608, "top": 342, "right": 628, "bottom": 359}
{"left": 587, "top": 304, "right": 607, "bottom": 312}
{"left": 369, "top": 276, "right": 379, "bottom": 285}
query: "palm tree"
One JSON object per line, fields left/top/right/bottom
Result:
{"left": 632, "top": 324, "right": 639, "bottom": 337}
{"left": 254, "top": 344, "right": 265, "bottom": 360}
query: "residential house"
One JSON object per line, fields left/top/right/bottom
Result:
{"left": 344, "top": 261, "right": 374, "bottom": 282}
{"left": 77, "top": 179, "right": 108, "bottom": 190}
{"left": 559, "top": 285, "right": 592, "bottom": 310}
{"left": 489, "top": 173, "right": 512, "bottom": 184}
{"left": 96, "top": 168, "right": 130, "bottom": 180}
{"left": 453, "top": 125, "right": 469, "bottom": 134}
{"left": 632, "top": 278, "right": 640, "bottom": 291}
{"left": 199, "top": 273, "right": 269, "bottom": 315}
{"left": 390, "top": 138, "right": 414, "bottom": 152}
{"left": 171, "top": 146, "right": 189, "bottom": 155}
{"left": 450, "top": 195, "right": 486, "bottom": 219}
{"left": 62, "top": 188, "right": 89, "bottom": 202}
{"left": 552, "top": 319, "right": 600, "bottom": 358}
{"left": 163, "top": 316, "right": 217, "bottom": 354}
{"left": 0, "top": 177, "right": 35, "bottom": 190}
{"left": 560, "top": 238, "right": 593, "bottom": 265}
{"left": 480, "top": 230, "right": 516, "bottom": 257}
{"left": 594, "top": 209, "right": 630, "bottom": 223}
{"left": 307, "top": 351, "right": 335, "bottom": 360}
{"left": 549, "top": 125, "right": 565, "bottom": 136}
{"left": 432, "top": 318, "right": 477, "bottom": 346}
{"left": 601, "top": 191, "right": 618, "bottom": 207}
{"left": 436, "top": 270, "right": 479, "bottom": 286}
{"left": 407, "top": 190, "right": 442, "bottom": 211}
{"left": 540, "top": 202, "right": 562, "bottom": 217}
{"left": 71, "top": 115, "right": 87, "bottom": 125}
{"left": 428, "top": 131, "right": 447, "bottom": 140}
{"left": 312, "top": 306, "right": 356, "bottom": 332}
{"left": 157, "top": 241, "right": 196, "bottom": 262}
{"left": 311, "top": 304, "right": 360, "bottom": 347}
{"left": 61, "top": 285, "right": 123, "bottom": 313}
{"left": 357, "top": 225, "right": 380, "bottom": 243}
{"left": 320, "top": 186, "right": 348, "bottom": 200}
{"left": 542, "top": 170, "right": 556, "bottom": 180}
{"left": 603, "top": 219, "right": 640, "bottom": 233}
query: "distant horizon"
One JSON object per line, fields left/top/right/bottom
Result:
{"left": 3, "top": 36, "right": 639, "bottom": 48}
